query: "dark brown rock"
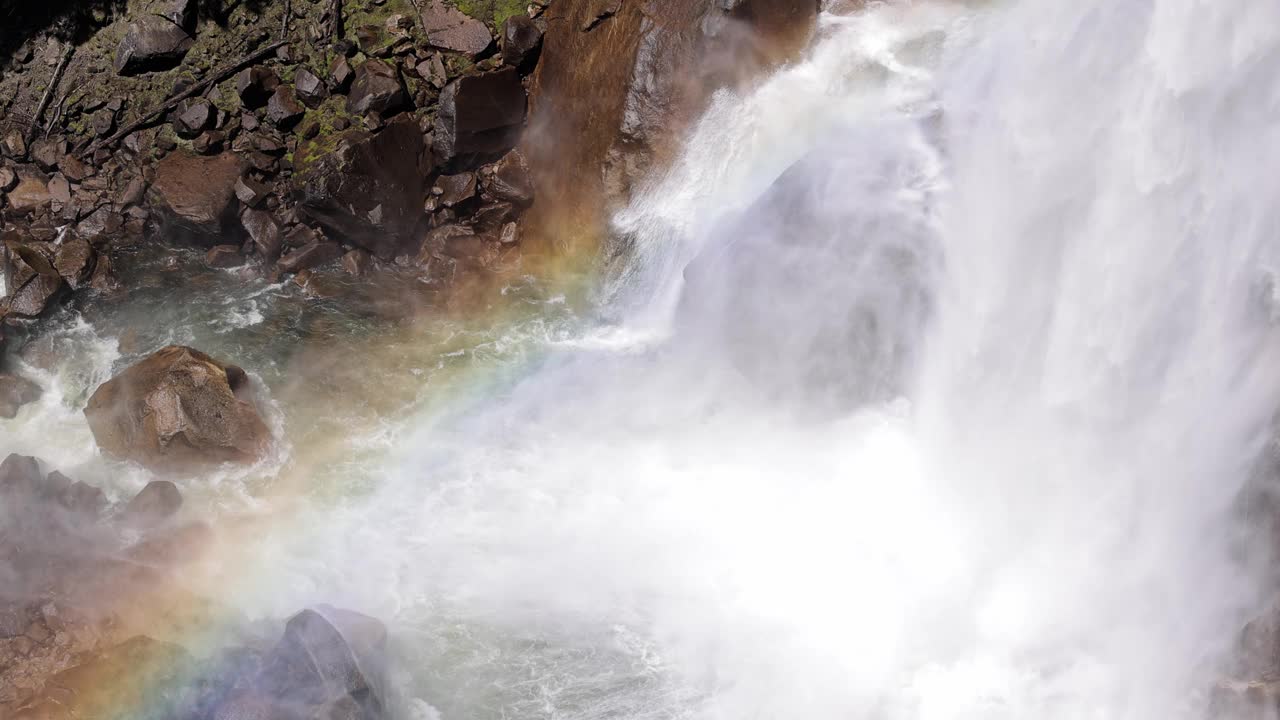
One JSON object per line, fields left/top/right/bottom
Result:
{"left": 77, "top": 206, "right": 125, "bottom": 242}
{"left": 240, "top": 208, "right": 282, "bottom": 259}
{"left": 294, "top": 67, "right": 329, "bottom": 108}
{"left": 277, "top": 240, "right": 342, "bottom": 274}
{"left": 59, "top": 155, "right": 91, "bottom": 182}
{"left": 150, "top": 151, "right": 243, "bottom": 240}
{"left": 341, "top": 249, "right": 371, "bottom": 276}
{"left": 83, "top": 346, "right": 271, "bottom": 471}
{"left": 236, "top": 67, "right": 281, "bottom": 109}
{"left": 486, "top": 149, "right": 534, "bottom": 207}
{"left": 234, "top": 175, "right": 270, "bottom": 207}
{"left": 205, "top": 245, "right": 243, "bottom": 268}
{"left": 346, "top": 59, "right": 409, "bottom": 117}
{"left": 501, "top": 14, "right": 544, "bottom": 71}
{"left": 54, "top": 237, "right": 96, "bottom": 288}
{"left": 0, "top": 374, "right": 41, "bottom": 419}
{"left": 293, "top": 116, "right": 429, "bottom": 259}
{"left": 433, "top": 68, "right": 526, "bottom": 171}
{"left": 418, "top": 0, "right": 494, "bottom": 57}
{"left": 174, "top": 98, "right": 214, "bottom": 139}
{"left": 330, "top": 56, "right": 355, "bottom": 92}
{"left": 192, "top": 130, "right": 226, "bottom": 155}
{"left": 29, "top": 139, "right": 61, "bottom": 172}
{"left": 121, "top": 480, "right": 183, "bottom": 529}
{"left": 436, "top": 172, "right": 476, "bottom": 207}
{"left": 114, "top": 16, "right": 194, "bottom": 75}
{"left": 471, "top": 201, "right": 514, "bottom": 232}
{"left": 266, "top": 86, "right": 306, "bottom": 129}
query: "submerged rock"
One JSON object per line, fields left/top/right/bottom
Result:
{"left": 0, "top": 374, "right": 42, "bottom": 419}
{"left": 83, "top": 346, "right": 270, "bottom": 471}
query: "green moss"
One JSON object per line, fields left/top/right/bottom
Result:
{"left": 450, "top": 0, "right": 526, "bottom": 29}
{"left": 292, "top": 94, "right": 361, "bottom": 179}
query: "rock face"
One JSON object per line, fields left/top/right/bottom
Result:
{"left": 433, "top": 68, "right": 526, "bottom": 171}
{"left": 83, "top": 346, "right": 270, "bottom": 471}
{"left": 294, "top": 116, "right": 429, "bottom": 259}
{"left": 417, "top": 0, "right": 494, "bottom": 57}
{"left": 150, "top": 151, "right": 244, "bottom": 241}
{"left": 114, "top": 15, "right": 195, "bottom": 75}
{"left": 522, "top": 0, "right": 819, "bottom": 249}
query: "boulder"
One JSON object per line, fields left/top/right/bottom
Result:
{"left": 205, "top": 245, "right": 243, "bottom": 268}
{"left": 150, "top": 151, "right": 243, "bottom": 240}
{"left": 294, "top": 116, "right": 429, "bottom": 259}
{"left": 436, "top": 172, "right": 476, "bottom": 207}
{"left": 277, "top": 240, "right": 343, "bottom": 274}
{"left": 54, "top": 236, "right": 96, "bottom": 288}
{"left": 266, "top": 86, "right": 306, "bottom": 129}
{"left": 485, "top": 149, "right": 534, "bottom": 207}
{"left": 294, "top": 67, "right": 329, "bottom": 108}
{"left": 114, "top": 15, "right": 194, "bottom": 75}
{"left": 121, "top": 480, "right": 183, "bottom": 529}
{"left": 346, "top": 60, "right": 409, "bottom": 117}
{"left": 433, "top": 68, "right": 526, "bottom": 171}
{"left": 174, "top": 98, "right": 215, "bottom": 138}
{"left": 240, "top": 208, "right": 282, "bottom": 259}
{"left": 256, "top": 607, "right": 387, "bottom": 714}
{"left": 330, "top": 56, "right": 355, "bottom": 92}
{"left": 501, "top": 14, "right": 544, "bottom": 72}
{"left": 8, "top": 273, "right": 65, "bottom": 318}
{"left": 29, "top": 139, "right": 61, "bottom": 172}
{"left": 0, "top": 166, "right": 16, "bottom": 192}
{"left": 236, "top": 67, "right": 281, "bottom": 109}
{"left": 417, "top": 0, "right": 493, "bottom": 57}
{"left": 234, "top": 175, "right": 270, "bottom": 207}
{"left": 0, "top": 374, "right": 42, "bottom": 419}
{"left": 83, "top": 346, "right": 271, "bottom": 471}
{"left": 5, "top": 169, "right": 52, "bottom": 215}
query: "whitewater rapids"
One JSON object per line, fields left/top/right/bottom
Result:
{"left": 8, "top": 0, "right": 1280, "bottom": 718}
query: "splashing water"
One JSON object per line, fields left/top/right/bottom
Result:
{"left": 7, "top": 0, "right": 1280, "bottom": 718}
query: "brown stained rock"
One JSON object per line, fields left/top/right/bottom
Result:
{"left": 6, "top": 171, "right": 51, "bottom": 215}
{"left": 234, "top": 175, "right": 270, "bottom": 208}
{"left": 346, "top": 59, "right": 409, "bottom": 117}
{"left": 205, "top": 245, "right": 243, "bottom": 268}
{"left": 0, "top": 167, "right": 16, "bottom": 192}
{"left": 83, "top": 346, "right": 271, "bottom": 471}
{"left": 3, "top": 130, "right": 27, "bottom": 159}
{"left": 266, "top": 86, "right": 306, "bottom": 129}
{"left": 418, "top": 0, "right": 494, "bottom": 57}
{"left": 415, "top": 223, "right": 494, "bottom": 268}
{"left": 240, "top": 208, "right": 282, "bottom": 259}
{"left": 277, "top": 240, "right": 343, "bottom": 274}
{"left": 114, "top": 16, "right": 194, "bottom": 75}
{"left": 236, "top": 67, "right": 281, "bottom": 109}
{"left": 293, "top": 116, "right": 429, "bottom": 260}
{"left": 29, "top": 139, "right": 62, "bottom": 172}
{"left": 330, "top": 56, "right": 355, "bottom": 92}
{"left": 471, "top": 201, "right": 514, "bottom": 232}
{"left": 150, "top": 151, "right": 243, "bottom": 240}
{"left": 501, "top": 14, "right": 545, "bottom": 72}
{"left": 0, "top": 374, "right": 42, "bottom": 419}
{"left": 53, "top": 237, "right": 96, "bottom": 288}
{"left": 295, "top": 67, "right": 329, "bottom": 108}
{"left": 59, "top": 155, "right": 91, "bottom": 183}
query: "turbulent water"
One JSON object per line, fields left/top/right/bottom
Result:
{"left": 7, "top": 0, "right": 1280, "bottom": 718}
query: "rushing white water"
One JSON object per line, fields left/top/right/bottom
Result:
{"left": 6, "top": 0, "right": 1280, "bottom": 718}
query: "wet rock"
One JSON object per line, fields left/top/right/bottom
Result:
{"left": 418, "top": 0, "right": 494, "bottom": 57}
{"left": 499, "top": 220, "right": 520, "bottom": 245}
{"left": 341, "top": 249, "right": 371, "bottom": 276}
{"left": 416, "top": 223, "right": 492, "bottom": 267}
{"left": 174, "top": 99, "right": 215, "bottom": 138}
{"left": 436, "top": 172, "right": 476, "bottom": 207}
{"left": 121, "top": 480, "right": 183, "bottom": 529}
{"left": 77, "top": 206, "right": 125, "bottom": 242}
{"left": 266, "top": 86, "right": 306, "bottom": 129}
{"left": 471, "top": 201, "right": 514, "bottom": 232}
{"left": 433, "top": 68, "right": 526, "bottom": 171}
{"left": 485, "top": 149, "right": 534, "bottom": 207}
{"left": 294, "top": 116, "right": 429, "bottom": 259}
{"left": 205, "top": 245, "right": 243, "bottom": 268}
{"left": 295, "top": 67, "right": 330, "bottom": 108}
{"left": 346, "top": 59, "right": 409, "bottom": 117}
{"left": 236, "top": 67, "right": 281, "bottom": 109}
{"left": 8, "top": 274, "right": 65, "bottom": 318}
{"left": 277, "top": 240, "right": 343, "bottom": 274}
{"left": 501, "top": 14, "right": 544, "bottom": 72}
{"left": 83, "top": 346, "right": 271, "bottom": 471}
{"left": 53, "top": 237, "right": 96, "bottom": 288}
{"left": 0, "top": 374, "right": 42, "bottom": 419}
{"left": 151, "top": 151, "right": 243, "bottom": 240}
{"left": 256, "top": 607, "right": 387, "bottom": 714}
{"left": 240, "top": 208, "right": 282, "bottom": 259}
{"left": 115, "top": 16, "right": 194, "bottom": 75}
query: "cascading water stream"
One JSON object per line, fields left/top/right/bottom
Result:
{"left": 5, "top": 0, "right": 1280, "bottom": 718}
